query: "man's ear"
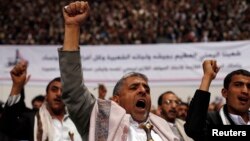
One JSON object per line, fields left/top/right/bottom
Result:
{"left": 112, "top": 95, "right": 119, "bottom": 104}
{"left": 221, "top": 88, "right": 228, "bottom": 98}
{"left": 44, "top": 95, "right": 48, "bottom": 102}
{"left": 157, "top": 107, "right": 162, "bottom": 114}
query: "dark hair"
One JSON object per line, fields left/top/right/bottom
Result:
{"left": 157, "top": 91, "right": 175, "bottom": 106}
{"left": 31, "top": 95, "right": 45, "bottom": 105}
{"left": 179, "top": 101, "right": 189, "bottom": 107}
{"left": 223, "top": 69, "right": 250, "bottom": 89}
{"left": 46, "top": 77, "right": 61, "bottom": 94}
{"left": 112, "top": 72, "right": 148, "bottom": 96}
{"left": 98, "top": 84, "right": 107, "bottom": 91}
{"left": 0, "top": 101, "right": 4, "bottom": 113}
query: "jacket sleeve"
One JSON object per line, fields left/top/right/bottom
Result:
{"left": 184, "top": 89, "right": 210, "bottom": 140}
{"left": 58, "top": 49, "right": 96, "bottom": 140}
{"left": 0, "top": 88, "right": 33, "bottom": 140}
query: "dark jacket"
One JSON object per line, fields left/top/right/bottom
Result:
{"left": 184, "top": 90, "right": 238, "bottom": 141}
{"left": 0, "top": 89, "right": 36, "bottom": 141}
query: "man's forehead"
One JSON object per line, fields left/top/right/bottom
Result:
{"left": 231, "top": 74, "right": 250, "bottom": 82}
{"left": 179, "top": 105, "right": 188, "bottom": 108}
{"left": 163, "top": 93, "right": 178, "bottom": 99}
{"left": 49, "top": 81, "right": 62, "bottom": 87}
{"left": 124, "top": 76, "right": 148, "bottom": 84}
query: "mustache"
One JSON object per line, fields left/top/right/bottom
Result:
{"left": 169, "top": 109, "right": 177, "bottom": 113}
{"left": 54, "top": 96, "right": 62, "bottom": 102}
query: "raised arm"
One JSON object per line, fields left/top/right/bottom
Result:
{"left": 184, "top": 60, "right": 219, "bottom": 140}
{"left": 0, "top": 60, "right": 32, "bottom": 140}
{"left": 63, "top": 1, "right": 89, "bottom": 51}
{"left": 10, "top": 60, "right": 29, "bottom": 96}
{"left": 58, "top": 1, "right": 96, "bottom": 140}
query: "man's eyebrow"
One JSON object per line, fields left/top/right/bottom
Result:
{"left": 233, "top": 80, "right": 246, "bottom": 83}
{"left": 232, "top": 80, "right": 250, "bottom": 86}
{"left": 143, "top": 84, "right": 150, "bottom": 90}
{"left": 129, "top": 82, "right": 148, "bottom": 86}
{"left": 50, "top": 85, "right": 60, "bottom": 89}
{"left": 129, "top": 83, "right": 139, "bottom": 87}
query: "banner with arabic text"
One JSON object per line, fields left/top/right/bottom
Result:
{"left": 0, "top": 41, "right": 250, "bottom": 86}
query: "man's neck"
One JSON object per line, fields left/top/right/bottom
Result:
{"left": 46, "top": 107, "right": 65, "bottom": 121}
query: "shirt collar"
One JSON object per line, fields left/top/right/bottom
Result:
{"left": 229, "top": 111, "right": 250, "bottom": 125}
{"left": 167, "top": 122, "right": 175, "bottom": 127}
{"left": 129, "top": 116, "right": 149, "bottom": 127}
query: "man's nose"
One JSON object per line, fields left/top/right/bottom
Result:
{"left": 242, "top": 84, "right": 249, "bottom": 94}
{"left": 138, "top": 85, "right": 147, "bottom": 95}
{"left": 172, "top": 102, "right": 178, "bottom": 108}
{"left": 56, "top": 88, "right": 63, "bottom": 97}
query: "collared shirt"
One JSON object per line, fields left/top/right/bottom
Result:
{"left": 127, "top": 117, "right": 163, "bottom": 141}
{"left": 52, "top": 114, "right": 82, "bottom": 141}
{"left": 7, "top": 95, "right": 82, "bottom": 141}
{"left": 229, "top": 112, "right": 250, "bottom": 125}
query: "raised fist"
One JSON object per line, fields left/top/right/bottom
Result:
{"left": 63, "top": 1, "right": 90, "bottom": 26}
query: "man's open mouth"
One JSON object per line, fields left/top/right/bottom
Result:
{"left": 136, "top": 100, "right": 146, "bottom": 109}
{"left": 238, "top": 96, "right": 249, "bottom": 104}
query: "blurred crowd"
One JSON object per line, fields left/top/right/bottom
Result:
{"left": 0, "top": 0, "right": 249, "bottom": 45}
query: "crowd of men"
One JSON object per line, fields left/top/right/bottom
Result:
{"left": 0, "top": 1, "right": 249, "bottom": 141}
{"left": 1, "top": 0, "right": 249, "bottom": 44}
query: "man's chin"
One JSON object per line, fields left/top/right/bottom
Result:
{"left": 51, "top": 106, "right": 65, "bottom": 114}
{"left": 132, "top": 113, "right": 148, "bottom": 123}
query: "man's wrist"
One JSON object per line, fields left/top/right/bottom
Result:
{"left": 10, "top": 85, "right": 22, "bottom": 96}
{"left": 63, "top": 25, "right": 80, "bottom": 51}
{"left": 199, "top": 75, "right": 212, "bottom": 91}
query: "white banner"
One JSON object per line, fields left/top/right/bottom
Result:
{"left": 1, "top": 40, "right": 250, "bottom": 86}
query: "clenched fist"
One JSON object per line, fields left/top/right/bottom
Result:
{"left": 202, "top": 60, "right": 220, "bottom": 81}
{"left": 63, "top": 1, "right": 90, "bottom": 26}
{"left": 199, "top": 59, "right": 220, "bottom": 91}
{"left": 10, "top": 60, "right": 30, "bottom": 95}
